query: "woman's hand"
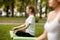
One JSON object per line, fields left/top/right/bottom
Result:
{"left": 12, "top": 27, "right": 19, "bottom": 33}
{"left": 12, "top": 27, "right": 19, "bottom": 31}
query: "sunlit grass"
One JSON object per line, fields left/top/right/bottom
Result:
{"left": 0, "top": 24, "right": 44, "bottom": 40}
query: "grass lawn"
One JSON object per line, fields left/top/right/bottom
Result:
{"left": 0, "top": 24, "right": 44, "bottom": 40}
{"left": 0, "top": 17, "right": 26, "bottom": 23}
{"left": 0, "top": 17, "right": 47, "bottom": 40}
{"left": 0, "top": 17, "right": 46, "bottom": 23}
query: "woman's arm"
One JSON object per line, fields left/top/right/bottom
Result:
{"left": 36, "top": 30, "right": 47, "bottom": 40}
{"left": 13, "top": 23, "right": 30, "bottom": 32}
{"left": 17, "top": 24, "right": 25, "bottom": 28}
{"left": 12, "top": 24, "right": 26, "bottom": 33}
{"left": 12, "top": 24, "right": 25, "bottom": 31}
{"left": 19, "top": 23, "right": 30, "bottom": 30}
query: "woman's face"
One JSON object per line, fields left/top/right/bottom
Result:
{"left": 48, "top": 0, "right": 57, "bottom": 7}
{"left": 26, "top": 6, "right": 31, "bottom": 15}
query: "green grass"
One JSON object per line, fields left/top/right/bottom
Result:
{"left": 0, "top": 17, "right": 46, "bottom": 40}
{"left": 0, "top": 24, "right": 44, "bottom": 40}
{"left": 0, "top": 17, "right": 46, "bottom": 23}
{"left": 35, "top": 24, "right": 44, "bottom": 37}
{"left": 0, "top": 17, "right": 26, "bottom": 23}
{"left": 0, "top": 24, "right": 18, "bottom": 40}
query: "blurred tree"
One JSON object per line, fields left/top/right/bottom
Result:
{"left": 34, "top": 0, "right": 37, "bottom": 16}
{"left": 3, "top": 0, "right": 8, "bottom": 17}
{"left": 45, "top": 0, "right": 49, "bottom": 17}
{"left": 0, "top": 0, "right": 3, "bottom": 8}
{"left": 3, "top": 0, "right": 14, "bottom": 17}
{"left": 0, "top": 0, "right": 52, "bottom": 18}
{"left": 40, "top": 0, "right": 43, "bottom": 19}
{"left": 11, "top": 0, "right": 15, "bottom": 17}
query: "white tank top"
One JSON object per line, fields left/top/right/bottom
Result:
{"left": 45, "top": 12, "right": 60, "bottom": 32}
{"left": 44, "top": 11, "right": 60, "bottom": 40}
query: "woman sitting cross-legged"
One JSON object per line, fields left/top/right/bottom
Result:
{"left": 12, "top": 5, "right": 35, "bottom": 37}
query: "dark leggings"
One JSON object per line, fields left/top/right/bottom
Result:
{"left": 15, "top": 30, "right": 34, "bottom": 37}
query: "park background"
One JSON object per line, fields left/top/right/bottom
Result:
{"left": 0, "top": 0, "right": 53, "bottom": 40}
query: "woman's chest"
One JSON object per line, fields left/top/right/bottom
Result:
{"left": 44, "top": 20, "right": 60, "bottom": 32}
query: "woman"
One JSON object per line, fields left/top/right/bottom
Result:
{"left": 13, "top": 5, "right": 35, "bottom": 37}
{"left": 36, "top": 0, "right": 60, "bottom": 40}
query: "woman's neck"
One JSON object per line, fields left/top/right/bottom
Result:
{"left": 29, "top": 14, "right": 32, "bottom": 16}
{"left": 28, "top": 12, "right": 33, "bottom": 16}
{"left": 55, "top": 5, "right": 60, "bottom": 12}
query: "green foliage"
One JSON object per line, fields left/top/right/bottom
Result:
{"left": 35, "top": 24, "right": 44, "bottom": 36}
{"left": 0, "top": 0, "right": 3, "bottom": 8}
{"left": 0, "top": 0, "right": 50, "bottom": 16}
{"left": 3, "top": 5, "right": 7, "bottom": 12}
{"left": 16, "top": 0, "right": 35, "bottom": 13}
{"left": 3, "top": 0, "right": 13, "bottom": 6}
{"left": 35, "top": 17, "right": 40, "bottom": 23}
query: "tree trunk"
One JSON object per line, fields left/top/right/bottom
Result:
{"left": 6, "top": 6, "right": 9, "bottom": 17}
{"left": 34, "top": 0, "right": 37, "bottom": 16}
{"left": 45, "top": 0, "right": 49, "bottom": 17}
{"left": 11, "top": 1, "right": 14, "bottom": 17}
{"left": 45, "top": 4, "right": 48, "bottom": 17}
{"left": 40, "top": 4, "right": 42, "bottom": 19}
{"left": 39, "top": 0, "right": 43, "bottom": 19}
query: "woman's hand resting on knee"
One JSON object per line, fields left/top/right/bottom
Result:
{"left": 12, "top": 27, "right": 19, "bottom": 33}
